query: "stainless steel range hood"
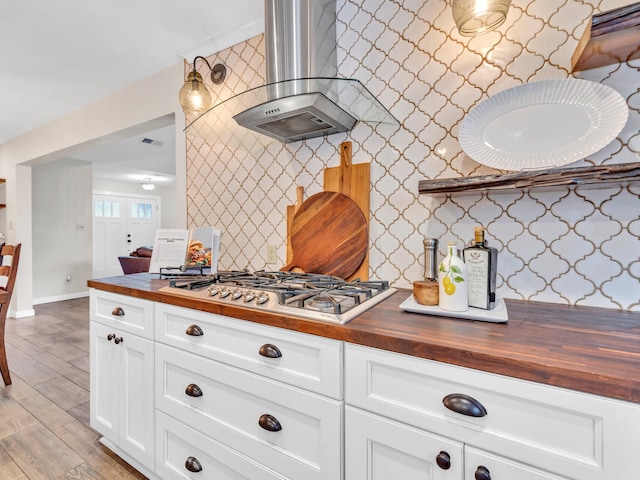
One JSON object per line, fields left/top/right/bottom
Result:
{"left": 187, "top": 0, "right": 398, "bottom": 143}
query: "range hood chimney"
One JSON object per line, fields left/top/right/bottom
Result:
{"left": 231, "top": 0, "right": 398, "bottom": 143}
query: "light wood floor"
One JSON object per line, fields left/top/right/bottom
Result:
{"left": 0, "top": 297, "right": 147, "bottom": 480}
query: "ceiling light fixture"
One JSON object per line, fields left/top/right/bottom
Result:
{"left": 178, "top": 56, "right": 227, "bottom": 115}
{"left": 452, "top": 0, "right": 512, "bottom": 36}
{"left": 141, "top": 178, "right": 156, "bottom": 191}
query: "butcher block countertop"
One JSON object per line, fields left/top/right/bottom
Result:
{"left": 88, "top": 273, "right": 640, "bottom": 404}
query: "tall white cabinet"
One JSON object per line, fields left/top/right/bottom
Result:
{"left": 90, "top": 290, "right": 155, "bottom": 473}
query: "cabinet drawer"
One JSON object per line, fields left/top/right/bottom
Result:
{"left": 346, "top": 406, "right": 462, "bottom": 480}
{"left": 465, "top": 446, "right": 569, "bottom": 480}
{"left": 156, "top": 410, "right": 288, "bottom": 480}
{"left": 155, "top": 343, "right": 342, "bottom": 480}
{"left": 155, "top": 302, "right": 342, "bottom": 398}
{"left": 90, "top": 289, "right": 153, "bottom": 339}
{"left": 345, "top": 343, "right": 640, "bottom": 480}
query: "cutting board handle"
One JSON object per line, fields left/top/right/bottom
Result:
{"left": 339, "top": 141, "right": 352, "bottom": 196}
{"left": 295, "top": 185, "right": 304, "bottom": 210}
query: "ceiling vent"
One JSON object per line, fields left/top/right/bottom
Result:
{"left": 141, "top": 137, "right": 163, "bottom": 146}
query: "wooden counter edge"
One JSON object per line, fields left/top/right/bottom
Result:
{"left": 87, "top": 276, "right": 640, "bottom": 404}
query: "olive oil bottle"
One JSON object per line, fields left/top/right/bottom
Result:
{"left": 463, "top": 226, "right": 498, "bottom": 310}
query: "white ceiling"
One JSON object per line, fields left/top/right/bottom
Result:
{"left": 1, "top": 0, "right": 263, "bottom": 185}
{"left": 70, "top": 123, "right": 178, "bottom": 188}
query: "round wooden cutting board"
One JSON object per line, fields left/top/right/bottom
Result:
{"left": 281, "top": 191, "right": 368, "bottom": 279}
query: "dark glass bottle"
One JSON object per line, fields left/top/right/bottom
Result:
{"left": 463, "top": 226, "right": 498, "bottom": 310}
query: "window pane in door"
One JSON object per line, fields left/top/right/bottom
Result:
{"left": 95, "top": 200, "right": 103, "bottom": 217}
{"left": 130, "top": 202, "right": 153, "bottom": 219}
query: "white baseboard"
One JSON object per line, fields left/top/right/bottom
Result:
{"left": 32, "top": 290, "right": 90, "bottom": 306}
{"left": 14, "top": 308, "right": 36, "bottom": 318}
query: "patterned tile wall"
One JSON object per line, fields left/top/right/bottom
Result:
{"left": 186, "top": 0, "right": 640, "bottom": 311}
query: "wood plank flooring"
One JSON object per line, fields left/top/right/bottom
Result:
{"left": 0, "top": 298, "right": 147, "bottom": 480}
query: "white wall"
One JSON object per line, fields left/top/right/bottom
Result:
{"left": 32, "top": 159, "right": 93, "bottom": 302}
{"left": 0, "top": 62, "right": 187, "bottom": 317}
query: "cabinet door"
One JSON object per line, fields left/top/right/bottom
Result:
{"left": 90, "top": 321, "right": 119, "bottom": 444}
{"left": 118, "top": 331, "right": 154, "bottom": 471}
{"left": 89, "top": 321, "right": 154, "bottom": 471}
{"left": 346, "top": 406, "right": 462, "bottom": 480}
{"left": 465, "top": 447, "right": 570, "bottom": 480}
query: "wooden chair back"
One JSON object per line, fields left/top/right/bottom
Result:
{"left": 0, "top": 243, "right": 22, "bottom": 385}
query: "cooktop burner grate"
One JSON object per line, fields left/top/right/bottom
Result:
{"left": 160, "top": 270, "right": 396, "bottom": 324}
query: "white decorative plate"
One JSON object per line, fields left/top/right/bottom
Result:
{"left": 459, "top": 78, "right": 628, "bottom": 171}
{"left": 399, "top": 295, "right": 508, "bottom": 323}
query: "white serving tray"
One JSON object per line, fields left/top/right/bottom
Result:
{"left": 399, "top": 295, "right": 508, "bottom": 323}
{"left": 459, "top": 78, "right": 628, "bottom": 171}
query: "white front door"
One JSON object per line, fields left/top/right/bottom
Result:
{"left": 93, "top": 194, "right": 159, "bottom": 277}
{"left": 93, "top": 195, "right": 127, "bottom": 278}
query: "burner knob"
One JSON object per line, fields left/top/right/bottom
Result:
{"left": 256, "top": 292, "right": 269, "bottom": 305}
{"left": 207, "top": 287, "right": 220, "bottom": 297}
{"left": 220, "top": 288, "right": 231, "bottom": 298}
{"left": 232, "top": 290, "right": 243, "bottom": 300}
{"left": 244, "top": 292, "right": 255, "bottom": 303}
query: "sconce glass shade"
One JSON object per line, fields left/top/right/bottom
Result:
{"left": 179, "top": 70, "right": 213, "bottom": 115}
{"left": 452, "top": 0, "right": 512, "bottom": 36}
{"left": 141, "top": 178, "right": 156, "bottom": 191}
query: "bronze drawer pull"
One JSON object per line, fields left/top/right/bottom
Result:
{"left": 185, "top": 324, "right": 204, "bottom": 336}
{"left": 436, "top": 451, "right": 451, "bottom": 470}
{"left": 443, "top": 393, "right": 487, "bottom": 417}
{"left": 258, "top": 343, "right": 282, "bottom": 358}
{"left": 185, "top": 383, "right": 203, "bottom": 397}
{"left": 185, "top": 456, "right": 202, "bottom": 473}
{"left": 475, "top": 465, "right": 491, "bottom": 480}
{"left": 258, "top": 413, "right": 282, "bottom": 432}
{"left": 111, "top": 306, "right": 125, "bottom": 316}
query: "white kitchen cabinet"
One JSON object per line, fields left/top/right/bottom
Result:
{"left": 153, "top": 303, "right": 344, "bottom": 480}
{"left": 155, "top": 342, "right": 342, "bottom": 480}
{"left": 346, "top": 406, "right": 569, "bottom": 480}
{"left": 464, "top": 447, "right": 569, "bottom": 480}
{"left": 156, "top": 410, "right": 288, "bottom": 480}
{"left": 345, "top": 343, "right": 640, "bottom": 480}
{"left": 90, "top": 290, "right": 155, "bottom": 472}
{"left": 91, "top": 288, "right": 154, "bottom": 336}
{"left": 89, "top": 288, "right": 640, "bottom": 480}
{"left": 346, "top": 406, "right": 462, "bottom": 479}
{"left": 154, "top": 302, "right": 343, "bottom": 398}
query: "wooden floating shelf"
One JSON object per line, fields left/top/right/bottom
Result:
{"left": 418, "top": 162, "right": 640, "bottom": 195}
{"left": 573, "top": 3, "right": 640, "bottom": 71}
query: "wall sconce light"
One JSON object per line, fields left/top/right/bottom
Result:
{"left": 452, "top": 0, "right": 512, "bottom": 36}
{"left": 141, "top": 178, "right": 156, "bottom": 191}
{"left": 178, "top": 56, "right": 227, "bottom": 115}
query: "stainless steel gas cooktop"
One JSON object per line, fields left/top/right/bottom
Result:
{"left": 159, "top": 270, "right": 396, "bottom": 324}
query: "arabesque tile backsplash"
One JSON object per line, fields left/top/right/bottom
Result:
{"left": 185, "top": 0, "right": 640, "bottom": 311}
